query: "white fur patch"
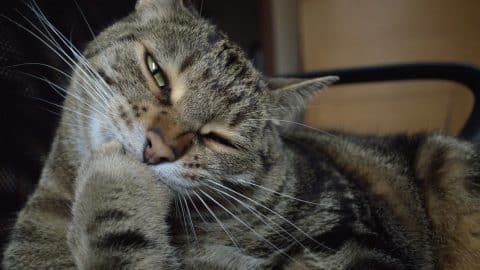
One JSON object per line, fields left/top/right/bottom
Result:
{"left": 151, "top": 162, "right": 199, "bottom": 193}
{"left": 170, "top": 76, "right": 187, "bottom": 104}
{"left": 89, "top": 111, "right": 104, "bottom": 149}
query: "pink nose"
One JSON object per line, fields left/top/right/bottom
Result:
{"left": 143, "top": 130, "right": 175, "bottom": 165}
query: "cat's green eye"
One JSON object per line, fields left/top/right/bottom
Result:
{"left": 146, "top": 54, "right": 167, "bottom": 88}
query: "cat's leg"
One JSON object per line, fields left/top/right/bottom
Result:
{"left": 2, "top": 171, "right": 76, "bottom": 269}
{"left": 415, "top": 135, "right": 480, "bottom": 270}
{"left": 67, "top": 141, "right": 178, "bottom": 269}
{"left": 2, "top": 187, "right": 74, "bottom": 270}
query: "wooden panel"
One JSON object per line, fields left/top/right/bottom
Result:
{"left": 298, "top": 0, "right": 477, "bottom": 135}
{"left": 304, "top": 82, "right": 473, "bottom": 136}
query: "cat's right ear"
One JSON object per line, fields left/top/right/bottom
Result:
{"left": 136, "top": 0, "right": 169, "bottom": 10}
{"left": 136, "top": 0, "right": 199, "bottom": 20}
{"left": 266, "top": 76, "right": 338, "bottom": 125}
{"left": 136, "top": 0, "right": 195, "bottom": 12}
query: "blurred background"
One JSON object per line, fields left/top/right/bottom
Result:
{"left": 0, "top": 0, "right": 479, "bottom": 262}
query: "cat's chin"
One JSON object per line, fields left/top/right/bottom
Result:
{"left": 150, "top": 162, "right": 200, "bottom": 194}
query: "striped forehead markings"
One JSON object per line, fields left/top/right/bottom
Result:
{"left": 178, "top": 50, "right": 201, "bottom": 74}
{"left": 84, "top": 33, "right": 136, "bottom": 58}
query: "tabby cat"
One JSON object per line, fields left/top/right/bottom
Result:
{"left": 3, "top": 0, "right": 480, "bottom": 269}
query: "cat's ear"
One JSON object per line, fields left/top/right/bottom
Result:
{"left": 136, "top": 0, "right": 172, "bottom": 10}
{"left": 266, "top": 76, "right": 338, "bottom": 124}
{"left": 136, "top": 0, "right": 195, "bottom": 12}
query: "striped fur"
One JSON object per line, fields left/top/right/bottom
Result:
{"left": 3, "top": 0, "right": 480, "bottom": 269}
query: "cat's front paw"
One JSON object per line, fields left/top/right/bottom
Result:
{"left": 91, "top": 140, "right": 126, "bottom": 157}
{"left": 69, "top": 142, "right": 176, "bottom": 269}
{"left": 76, "top": 140, "right": 153, "bottom": 190}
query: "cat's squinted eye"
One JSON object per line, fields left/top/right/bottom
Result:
{"left": 201, "top": 132, "right": 238, "bottom": 151}
{"left": 199, "top": 124, "right": 243, "bottom": 153}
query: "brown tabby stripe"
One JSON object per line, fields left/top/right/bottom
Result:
{"left": 84, "top": 34, "right": 137, "bottom": 58}
{"left": 466, "top": 169, "right": 480, "bottom": 195}
{"left": 96, "top": 230, "right": 151, "bottom": 251}
{"left": 201, "top": 68, "right": 211, "bottom": 81}
{"left": 84, "top": 33, "right": 136, "bottom": 58}
{"left": 225, "top": 91, "right": 245, "bottom": 105}
{"left": 259, "top": 148, "right": 274, "bottom": 172}
{"left": 94, "top": 209, "right": 129, "bottom": 224}
{"left": 424, "top": 145, "right": 449, "bottom": 196}
{"left": 28, "top": 196, "right": 72, "bottom": 219}
{"left": 85, "top": 209, "right": 130, "bottom": 234}
{"left": 179, "top": 51, "right": 200, "bottom": 74}
{"left": 228, "top": 111, "right": 246, "bottom": 127}
{"left": 224, "top": 51, "right": 240, "bottom": 68}
{"left": 116, "top": 33, "right": 136, "bottom": 43}
{"left": 234, "top": 65, "right": 249, "bottom": 80}
{"left": 97, "top": 69, "right": 115, "bottom": 85}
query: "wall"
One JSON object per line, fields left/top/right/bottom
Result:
{"left": 297, "top": 0, "right": 477, "bottom": 135}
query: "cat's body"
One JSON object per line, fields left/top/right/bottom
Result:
{"left": 3, "top": 0, "right": 480, "bottom": 269}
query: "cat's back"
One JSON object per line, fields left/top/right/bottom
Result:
{"left": 287, "top": 128, "right": 480, "bottom": 269}
{"left": 282, "top": 130, "right": 436, "bottom": 269}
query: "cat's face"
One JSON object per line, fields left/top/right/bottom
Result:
{"left": 67, "top": 0, "right": 335, "bottom": 194}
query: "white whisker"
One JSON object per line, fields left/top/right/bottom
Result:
{"left": 187, "top": 193, "right": 208, "bottom": 225}
{"left": 192, "top": 191, "right": 240, "bottom": 249}
{"left": 199, "top": 189, "right": 296, "bottom": 261}
{"left": 72, "top": 0, "right": 96, "bottom": 39}
{"left": 177, "top": 195, "right": 191, "bottom": 242}
{"left": 245, "top": 118, "right": 337, "bottom": 138}
{"left": 204, "top": 183, "right": 306, "bottom": 249}
{"left": 204, "top": 179, "right": 334, "bottom": 252}
{"left": 182, "top": 195, "right": 197, "bottom": 241}
{"left": 30, "top": 96, "right": 107, "bottom": 127}
{"left": 26, "top": 3, "right": 113, "bottom": 104}
{"left": 19, "top": 71, "right": 107, "bottom": 118}
{"left": 236, "top": 178, "right": 323, "bottom": 206}
{"left": 6, "top": 11, "right": 111, "bottom": 110}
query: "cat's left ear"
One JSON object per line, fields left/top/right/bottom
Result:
{"left": 136, "top": 0, "right": 197, "bottom": 14}
{"left": 266, "top": 76, "right": 338, "bottom": 122}
{"left": 136, "top": 0, "right": 173, "bottom": 10}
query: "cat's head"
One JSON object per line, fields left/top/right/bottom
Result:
{"left": 66, "top": 0, "right": 336, "bottom": 194}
